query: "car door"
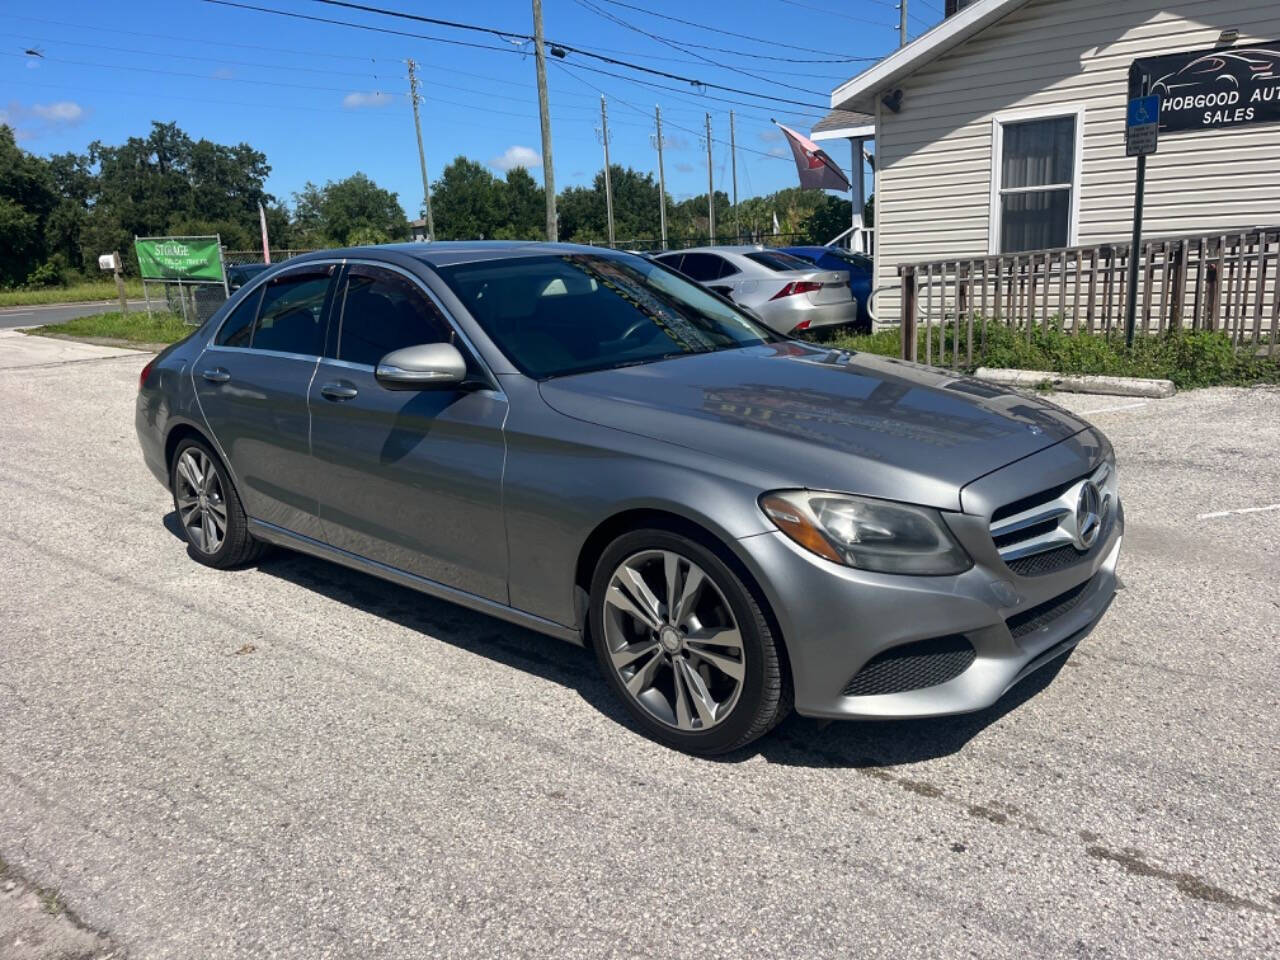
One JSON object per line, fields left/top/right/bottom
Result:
{"left": 194, "top": 263, "right": 337, "bottom": 540}
{"left": 307, "top": 262, "right": 509, "bottom": 603}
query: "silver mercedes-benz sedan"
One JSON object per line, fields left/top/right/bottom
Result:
{"left": 136, "top": 242, "right": 1122, "bottom": 755}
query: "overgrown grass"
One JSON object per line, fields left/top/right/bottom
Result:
{"left": 0, "top": 279, "right": 145, "bottom": 307}
{"left": 808, "top": 322, "right": 1280, "bottom": 390}
{"left": 24, "top": 310, "right": 192, "bottom": 344}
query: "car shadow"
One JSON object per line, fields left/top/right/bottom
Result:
{"left": 237, "top": 538, "right": 1068, "bottom": 770}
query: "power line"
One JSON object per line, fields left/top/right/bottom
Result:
{"left": 201, "top": 0, "right": 530, "bottom": 57}
{"left": 553, "top": 61, "right": 793, "bottom": 167}
{"left": 207, "top": 0, "right": 835, "bottom": 110}
{"left": 586, "top": 0, "right": 886, "bottom": 58}
{"left": 570, "top": 0, "right": 829, "bottom": 98}
{"left": 553, "top": 58, "right": 825, "bottom": 124}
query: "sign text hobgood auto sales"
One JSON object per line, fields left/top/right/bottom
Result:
{"left": 1130, "top": 40, "right": 1280, "bottom": 133}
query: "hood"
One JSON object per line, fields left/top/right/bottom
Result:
{"left": 538, "top": 342, "right": 1088, "bottom": 511}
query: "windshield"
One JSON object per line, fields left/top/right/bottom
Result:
{"left": 436, "top": 252, "right": 776, "bottom": 378}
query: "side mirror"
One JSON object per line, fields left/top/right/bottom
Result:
{"left": 375, "top": 342, "right": 467, "bottom": 390}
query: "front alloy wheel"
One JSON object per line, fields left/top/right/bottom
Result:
{"left": 603, "top": 549, "right": 745, "bottom": 731}
{"left": 590, "top": 530, "right": 790, "bottom": 754}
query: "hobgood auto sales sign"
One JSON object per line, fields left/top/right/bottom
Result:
{"left": 1131, "top": 41, "right": 1280, "bottom": 132}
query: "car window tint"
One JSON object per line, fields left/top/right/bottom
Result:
{"left": 252, "top": 272, "right": 329, "bottom": 355}
{"left": 745, "top": 251, "right": 816, "bottom": 272}
{"left": 679, "top": 253, "right": 729, "bottom": 282}
{"left": 215, "top": 286, "right": 262, "bottom": 347}
{"left": 338, "top": 267, "right": 450, "bottom": 366}
{"left": 653, "top": 254, "right": 684, "bottom": 273}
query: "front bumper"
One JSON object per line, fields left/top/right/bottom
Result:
{"left": 736, "top": 493, "right": 1123, "bottom": 721}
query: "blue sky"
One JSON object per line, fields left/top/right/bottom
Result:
{"left": 2, "top": 0, "right": 943, "bottom": 218}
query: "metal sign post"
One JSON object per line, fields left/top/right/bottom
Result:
{"left": 1123, "top": 89, "right": 1160, "bottom": 348}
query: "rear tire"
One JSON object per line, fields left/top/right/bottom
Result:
{"left": 170, "top": 437, "right": 264, "bottom": 569}
{"left": 589, "top": 529, "right": 791, "bottom": 755}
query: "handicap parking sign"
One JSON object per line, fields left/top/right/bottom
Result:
{"left": 1126, "top": 94, "right": 1160, "bottom": 157}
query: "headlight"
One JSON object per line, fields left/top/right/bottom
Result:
{"left": 760, "top": 490, "right": 972, "bottom": 575}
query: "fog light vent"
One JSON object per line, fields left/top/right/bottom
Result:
{"left": 842, "top": 635, "right": 976, "bottom": 697}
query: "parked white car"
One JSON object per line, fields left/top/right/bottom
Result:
{"left": 653, "top": 246, "right": 857, "bottom": 335}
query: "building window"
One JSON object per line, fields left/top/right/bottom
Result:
{"left": 992, "top": 112, "right": 1079, "bottom": 254}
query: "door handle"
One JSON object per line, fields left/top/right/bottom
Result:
{"left": 320, "top": 382, "right": 358, "bottom": 401}
{"left": 201, "top": 367, "right": 231, "bottom": 383}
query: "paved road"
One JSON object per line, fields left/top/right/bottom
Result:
{"left": 0, "top": 300, "right": 149, "bottom": 331}
{"left": 0, "top": 341, "right": 1276, "bottom": 959}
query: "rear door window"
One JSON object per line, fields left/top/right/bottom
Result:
{"left": 679, "top": 253, "right": 734, "bottom": 282}
{"left": 251, "top": 270, "right": 332, "bottom": 355}
{"left": 335, "top": 266, "right": 451, "bottom": 366}
{"left": 215, "top": 287, "right": 263, "bottom": 347}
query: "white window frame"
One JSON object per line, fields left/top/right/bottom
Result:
{"left": 988, "top": 103, "right": 1085, "bottom": 255}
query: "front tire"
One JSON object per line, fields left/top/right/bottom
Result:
{"left": 589, "top": 529, "right": 790, "bottom": 755}
{"left": 170, "top": 437, "right": 263, "bottom": 569}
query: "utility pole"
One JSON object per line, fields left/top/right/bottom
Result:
{"left": 898, "top": 0, "right": 907, "bottom": 47}
{"left": 532, "top": 0, "right": 557, "bottom": 241}
{"left": 729, "top": 110, "right": 740, "bottom": 241}
{"left": 652, "top": 105, "right": 668, "bottom": 250}
{"left": 599, "top": 95, "right": 615, "bottom": 247}
{"left": 406, "top": 59, "right": 434, "bottom": 240}
{"left": 704, "top": 113, "right": 716, "bottom": 243}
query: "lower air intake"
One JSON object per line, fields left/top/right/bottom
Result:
{"left": 842, "top": 635, "right": 976, "bottom": 697}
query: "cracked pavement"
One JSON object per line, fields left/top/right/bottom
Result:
{"left": 0, "top": 340, "right": 1276, "bottom": 958}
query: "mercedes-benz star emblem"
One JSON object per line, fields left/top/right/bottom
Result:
{"left": 1074, "top": 481, "right": 1102, "bottom": 551}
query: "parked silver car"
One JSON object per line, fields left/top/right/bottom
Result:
{"left": 137, "top": 242, "right": 1122, "bottom": 755}
{"left": 653, "top": 246, "right": 857, "bottom": 335}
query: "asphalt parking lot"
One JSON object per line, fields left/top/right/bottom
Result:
{"left": 0, "top": 336, "right": 1276, "bottom": 959}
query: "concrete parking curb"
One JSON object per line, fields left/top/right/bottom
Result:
{"left": 973, "top": 367, "right": 1176, "bottom": 398}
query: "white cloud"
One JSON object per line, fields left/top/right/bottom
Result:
{"left": 674, "top": 162, "right": 694, "bottom": 173}
{"left": 2, "top": 99, "right": 85, "bottom": 140}
{"left": 491, "top": 145, "right": 540, "bottom": 172}
{"left": 342, "top": 91, "right": 395, "bottom": 109}
{"left": 766, "top": 146, "right": 788, "bottom": 158}
{"left": 758, "top": 128, "right": 783, "bottom": 144}
{"left": 664, "top": 133, "right": 690, "bottom": 151}
{"left": 32, "top": 101, "right": 83, "bottom": 122}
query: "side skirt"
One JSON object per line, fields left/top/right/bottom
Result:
{"left": 248, "top": 518, "right": 583, "bottom": 645}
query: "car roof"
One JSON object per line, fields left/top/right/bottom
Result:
{"left": 287, "top": 240, "right": 620, "bottom": 270}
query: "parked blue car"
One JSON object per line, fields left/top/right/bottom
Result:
{"left": 780, "top": 246, "right": 873, "bottom": 331}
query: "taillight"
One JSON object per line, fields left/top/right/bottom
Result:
{"left": 792, "top": 319, "right": 812, "bottom": 332}
{"left": 770, "top": 280, "right": 822, "bottom": 300}
{"left": 139, "top": 358, "right": 156, "bottom": 392}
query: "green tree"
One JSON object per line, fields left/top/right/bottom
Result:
{"left": 293, "top": 172, "right": 407, "bottom": 247}
{"left": 558, "top": 166, "right": 664, "bottom": 245}
{"left": 494, "top": 167, "right": 544, "bottom": 240}
{"left": 430, "top": 157, "right": 502, "bottom": 240}
{"left": 0, "top": 125, "right": 56, "bottom": 287}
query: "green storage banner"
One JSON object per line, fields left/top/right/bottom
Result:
{"left": 134, "top": 237, "right": 225, "bottom": 282}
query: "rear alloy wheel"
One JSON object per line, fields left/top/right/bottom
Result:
{"left": 170, "top": 438, "right": 263, "bottom": 569}
{"left": 590, "top": 530, "right": 790, "bottom": 754}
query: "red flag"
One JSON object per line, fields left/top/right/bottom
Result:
{"left": 777, "top": 122, "right": 850, "bottom": 192}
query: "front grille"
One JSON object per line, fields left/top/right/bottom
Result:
{"left": 1006, "top": 508, "right": 1115, "bottom": 577}
{"left": 987, "top": 461, "right": 1116, "bottom": 573}
{"left": 842, "top": 635, "right": 975, "bottom": 697}
{"left": 1005, "top": 578, "right": 1092, "bottom": 640}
